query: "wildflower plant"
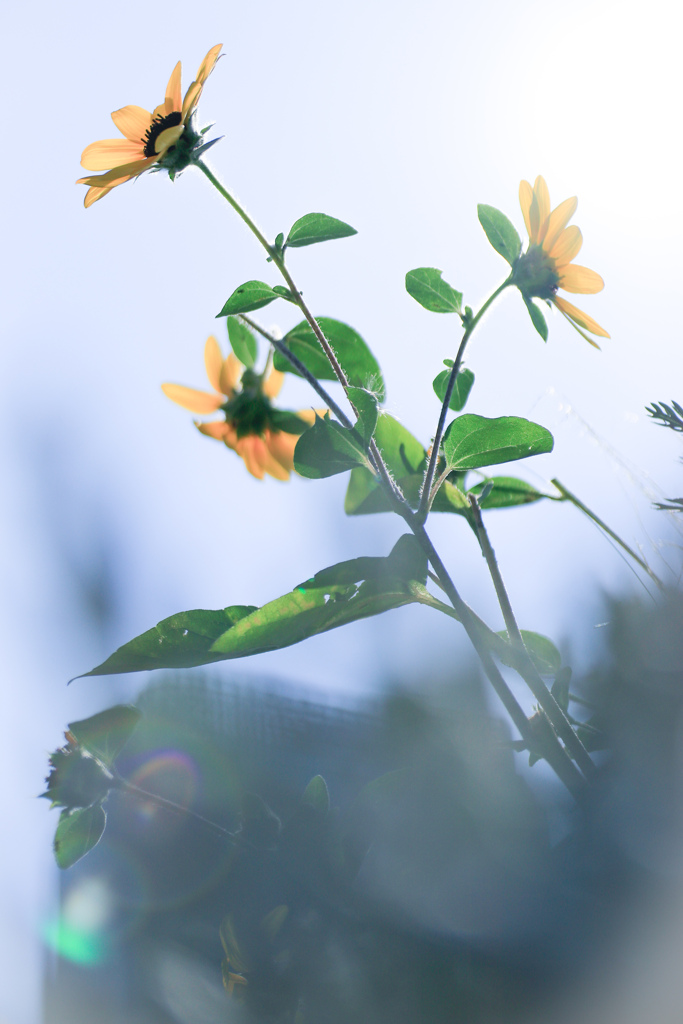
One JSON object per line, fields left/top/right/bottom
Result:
{"left": 42, "top": 40, "right": 662, "bottom": 1020}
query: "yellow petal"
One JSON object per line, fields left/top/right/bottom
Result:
{"left": 154, "top": 123, "right": 184, "bottom": 155}
{"left": 77, "top": 157, "right": 154, "bottom": 187}
{"left": 234, "top": 436, "right": 267, "bottom": 479}
{"left": 534, "top": 176, "right": 551, "bottom": 239}
{"left": 204, "top": 336, "right": 224, "bottom": 393}
{"left": 265, "top": 431, "right": 297, "bottom": 476}
{"left": 162, "top": 383, "right": 224, "bottom": 413}
{"left": 542, "top": 196, "right": 578, "bottom": 253}
{"left": 548, "top": 225, "right": 582, "bottom": 267}
{"left": 519, "top": 180, "right": 533, "bottom": 240}
{"left": 553, "top": 296, "right": 609, "bottom": 338}
{"left": 80, "top": 139, "right": 146, "bottom": 171}
{"left": 263, "top": 368, "right": 285, "bottom": 399}
{"left": 165, "top": 61, "right": 182, "bottom": 114}
{"left": 196, "top": 420, "right": 233, "bottom": 441}
{"left": 111, "top": 105, "right": 152, "bottom": 142}
{"left": 83, "top": 185, "right": 114, "bottom": 208}
{"left": 181, "top": 80, "right": 202, "bottom": 121}
{"left": 220, "top": 353, "right": 243, "bottom": 396}
{"left": 196, "top": 44, "right": 222, "bottom": 85}
{"left": 558, "top": 264, "right": 604, "bottom": 294}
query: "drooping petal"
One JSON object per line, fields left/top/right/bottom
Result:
{"left": 83, "top": 185, "right": 114, "bottom": 208}
{"left": 195, "top": 44, "right": 222, "bottom": 85}
{"left": 265, "top": 430, "right": 297, "bottom": 475}
{"left": 519, "top": 180, "right": 534, "bottom": 240}
{"left": 204, "top": 336, "right": 224, "bottom": 393}
{"left": 153, "top": 124, "right": 184, "bottom": 155}
{"left": 196, "top": 420, "right": 233, "bottom": 441}
{"left": 262, "top": 368, "right": 285, "bottom": 399}
{"left": 161, "top": 383, "right": 224, "bottom": 413}
{"left": 111, "top": 105, "right": 152, "bottom": 142}
{"left": 543, "top": 196, "right": 578, "bottom": 253}
{"left": 234, "top": 436, "right": 268, "bottom": 480}
{"left": 80, "top": 139, "right": 146, "bottom": 171}
{"left": 219, "top": 353, "right": 243, "bottom": 396}
{"left": 553, "top": 296, "right": 609, "bottom": 338}
{"left": 534, "top": 177, "right": 551, "bottom": 240}
{"left": 558, "top": 264, "right": 605, "bottom": 294}
{"left": 548, "top": 225, "right": 582, "bottom": 267}
{"left": 77, "top": 156, "right": 155, "bottom": 187}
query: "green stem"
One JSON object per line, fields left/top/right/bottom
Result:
{"left": 467, "top": 495, "right": 595, "bottom": 779}
{"left": 551, "top": 478, "right": 663, "bottom": 589}
{"left": 194, "top": 160, "right": 583, "bottom": 796}
{"left": 417, "top": 278, "right": 512, "bottom": 521}
{"left": 116, "top": 777, "right": 236, "bottom": 843}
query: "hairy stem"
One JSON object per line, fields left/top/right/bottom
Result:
{"left": 418, "top": 279, "right": 512, "bottom": 520}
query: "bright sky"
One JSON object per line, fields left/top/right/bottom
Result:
{"left": 2, "top": 0, "right": 682, "bottom": 1019}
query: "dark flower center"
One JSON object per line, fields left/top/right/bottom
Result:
{"left": 143, "top": 111, "right": 183, "bottom": 157}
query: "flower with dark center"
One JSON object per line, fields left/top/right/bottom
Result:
{"left": 512, "top": 175, "right": 609, "bottom": 346}
{"left": 162, "top": 336, "right": 323, "bottom": 481}
{"left": 77, "top": 44, "right": 221, "bottom": 207}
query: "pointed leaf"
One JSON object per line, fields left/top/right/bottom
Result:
{"left": 273, "top": 318, "right": 385, "bottom": 401}
{"left": 302, "top": 775, "right": 330, "bottom": 814}
{"left": 477, "top": 205, "right": 522, "bottom": 265}
{"left": 294, "top": 414, "right": 371, "bottom": 479}
{"left": 433, "top": 368, "right": 475, "bottom": 411}
{"left": 217, "top": 281, "right": 279, "bottom": 317}
{"left": 54, "top": 805, "right": 107, "bottom": 869}
{"left": 497, "top": 630, "right": 562, "bottom": 676}
{"left": 405, "top": 268, "right": 462, "bottom": 313}
{"left": 298, "top": 535, "right": 427, "bottom": 590}
{"left": 82, "top": 578, "right": 426, "bottom": 678}
{"left": 467, "top": 476, "right": 548, "bottom": 510}
{"left": 227, "top": 317, "right": 258, "bottom": 367}
{"left": 286, "top": 213, "right": 357, "bottom": 248}
{"left": 67, "top": 705, "right": 141, "bottom": 767}
{"left": 442, "top": 414, "right": 553, "bottom": 471}
{"left": 524, "top": 297, "right": 549, "bottom": 341}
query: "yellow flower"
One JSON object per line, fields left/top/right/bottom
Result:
{"left": 515, "top": 175, "right": 609, "bottom": 347}
{"left": 77, "top": 44, "right": 222, "bottom": 208}
{"left": 162, "top": 337, "right": 319, "bottom": 481}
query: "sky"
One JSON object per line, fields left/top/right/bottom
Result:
{"left": 2, "top": 0, "right": 683, "bottom": 1019}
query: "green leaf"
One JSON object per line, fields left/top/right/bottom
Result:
{"left": 76, "top": 607, "right": 258, "bottom": 677}
{"left": 271, "top": 285, "right": 297, "bottom": 303}
{"left": 54, "top": 805, "right": 107, "bottom": 869}
{"left": 432, "top": 367, "right": 475, "bottom": 411}
{"left": 347, "top": 386, "right": 378, "bottom": 444}
{"left": 344, "top": 413, "right": 426, "bottom": 515}
{"left": 268, "top": 408, "right": 314, "bottom": 435}
{"left": 497, "top": 630, "right": 562, "bottom": 676}
{"left": 477, "top": 205, "right": 522, "bottom": 266}
{"left": 298, "top": 535, "right": 427, "bottom": 589}
{"left": 273, "top": 318, "right": 385, "bottom": 402}
{"left": 467, "top": 476, "right": 548, "bottom": 510}
{"left": 286, "top": 213, "right": 357, "bottom": 248}
{"left": 551, "top": 667, "right": 572, "bottom": 712}
{"left": 405, "top": 268, "right": 462, "bottom": 314}
{"left": 82, "top": 574, "right": 427, "bottom": 678}
{"left": 294, "top": 414, "right": 371, "bottom": 479}
{"left": 216, "top": 281, "right": 280, "bottom": 317}
{"left": 524, "top": 297, "right": 549, "bottom": 341}
{"left": 226, "top": 317, "right": 257, "bottom": 368}
{"left": 302, "top": 775, "right": 330, "bottom": 813}
{"left": 442, "top": 414, "right": 553, "bottom": 471}
{"left": 67, "top": 705, "right": 141, "bottom": 767}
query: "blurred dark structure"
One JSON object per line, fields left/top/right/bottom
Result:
{"left": 42, "top": 588, "right": 683, "bottom": 1024}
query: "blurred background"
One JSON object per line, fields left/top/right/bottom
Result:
{"left": 2, "top": 0, "right": 683, "bottom": 1019}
